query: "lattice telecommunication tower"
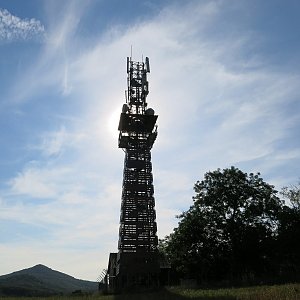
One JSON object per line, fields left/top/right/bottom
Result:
{"left": 108, "top": 56, "right": 159, "bottom": 291}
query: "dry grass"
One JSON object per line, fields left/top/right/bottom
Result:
{"left": 167, "top": 283, "right": 300, "bottom": 300}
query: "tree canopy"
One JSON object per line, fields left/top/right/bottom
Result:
{"left": 162, "top": 167, "right": 300, "bottom": 284}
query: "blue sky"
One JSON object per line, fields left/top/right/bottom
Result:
{"left": 0, "top": 0, "right": 299, "bottom": 281}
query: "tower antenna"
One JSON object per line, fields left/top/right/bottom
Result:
{"left": 105, "top": 56, "right": 160, "bottom": 292}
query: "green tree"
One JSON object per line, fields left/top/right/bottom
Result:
{"left": 276, "top": 182, "right": 300, "bottom": 281}
{"left": 164, "top": 167, "right": 283, "bottom": 283}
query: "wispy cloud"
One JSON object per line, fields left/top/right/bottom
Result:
{"left": 7, "top": 165, "right": 70, "bottom": 199}
{"left": 33, "top": 126, "right": 88, "bottom": 158}
{"left": 0, "top": 8, "right": 45, "bottom": 41}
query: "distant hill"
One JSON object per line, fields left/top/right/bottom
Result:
{"left": 0, "top": 264, "right": 99, "bottom": 296}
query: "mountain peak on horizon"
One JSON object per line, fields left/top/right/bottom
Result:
{"left": 28, "top": 264, "right": 58, "bottom": 273}
{"left": 29, "top": 264, "right": 50, "bottom": 270}
{"left": 3, "top": 264, "right": 63, "bottom": 277}
{"left": 0, "top": 264, "right": 98, "bottom": 296}
{"left": 33, "top": 264, "right": 48, "bottom": 268}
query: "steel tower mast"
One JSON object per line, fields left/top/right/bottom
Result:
{"left": 112, "top": 56, "right": 159, "bottom": 290}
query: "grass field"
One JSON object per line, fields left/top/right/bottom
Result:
{"left": 1, "top": 283, "right": 299, "bottom": 300}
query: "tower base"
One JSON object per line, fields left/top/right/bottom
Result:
{"left": 116, "top": 251, "right": 160, "bottom": 292}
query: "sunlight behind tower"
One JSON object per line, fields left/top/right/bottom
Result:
{"left": 104, "top": 56, "right": 160, "bottom": 292}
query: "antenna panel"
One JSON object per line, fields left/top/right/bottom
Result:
{"left": 145, "top": 57, "right": 150, "bottom": 73}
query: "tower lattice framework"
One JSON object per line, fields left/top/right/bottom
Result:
{"left": 115, "top": 56, "right": 159, "bottom": 290}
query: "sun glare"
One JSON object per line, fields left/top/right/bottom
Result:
{"left": 108, "top": 107, "right": 121, "bottom": 139}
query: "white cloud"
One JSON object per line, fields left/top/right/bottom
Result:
{"left": 0, "top": 8, "right": 45, "bottom": 41}
{"left": 8, "top": 167, "right": 60, "bottom": 199}
{"left": 39, "top": 126, "right": 68, "bottom": 157}
{"left": 34, "top": 126, "right": 90, "bottom": 158}
{"left": 0, "top": 169, "right": 121, "bottom": 280}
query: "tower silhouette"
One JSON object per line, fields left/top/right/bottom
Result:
{"left": 107, "top": 56, "right": 159, "bottom": 291}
